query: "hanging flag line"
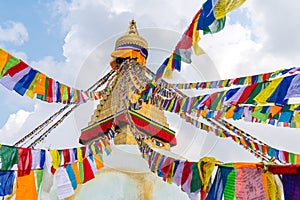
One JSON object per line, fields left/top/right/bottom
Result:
{"left": 27, "top": 105, "right": 79, "bottom": 148}
{"left": 0, "top": 138, "right": 112, "bottom": 199}
{"left": 138, "top": 91, "right": 300, "bottom": 158}
{"left": 0, "top": 48, "right": 116, "bottom": 104}
{"left": 14, "top": 69, "right": 117, "bottom": 148}
{"left": 14, "top": 105, "right": 71, "bottom": 147}
{"left": 155, "top": 0, "right": 247, "bottom": 81}
{"left": 128, "top": 62, "right": 152, "bottom": 94}
{"left": 138, "top": 73, "right": 300, "bottom": 128}
{"left": 28, "top": 73, "right": 119, "bottom": 148}
{"left": 205, "top": 118, "right": 282, "bottom": 163}
{"left": 215, "top": 118, "right": 300, "bottom": 164}
{"left": 0, "top": 139, "right": 111, "bottom": 171}
{"left": 217, "top": 118, "right": 273, "bottom": 147}
{"left": 159, "top": 66, "right": 300, "bottom": 90}
{"left": 177, "top": 111, "right": 277, "bottom": 163}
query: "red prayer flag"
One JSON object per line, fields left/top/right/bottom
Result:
{"left": 17, "top": 147, "right": 32, "bottom": 177}
{"left": 83, "top": 158, "right": 95, "bottom": 183}
{"left": 3, "top": 60, "right": 28, "bottom": 77}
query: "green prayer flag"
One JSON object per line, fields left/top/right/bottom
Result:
{"left": 44, "top": 77, "right": 49, "bottom": 99}
{"left": 36, "top": 94, "right": 45, "bottom": 101}
{"left": 290, "top": 122, "right": 296, "bottom": 128}
{"left": 273, "top": 113, "right": 279, "bottom": 120}
{"left": 244, "top": 82, "right": 264, "bottom": 104}
{"left": 210, "top": 91, "right": 225, "bottom": 111}
{"left": 62, "top": 85, "right": 69, "bottom": 101}
{"left": 224, "top": 169, "right": 236, "bottom": 200}
{"left": 190, "top": 163, "right": 202, "bottom": 193}
{"left": 237, "top": 77, "right": 247, "bottom": 85}
{"left": 251, "top": 108, "right": 269, "bottom": 122}
{"left": 35, "top": 170, "right": 44, "bottom": 193}
{"left": 0, "top": 145, "right": 18, "bottom": 170}
{"left": 0, "top": 56, "right": 20, "bottom": 78}
{"left": 79, "top": 162, "right": 84, "bottom": 183}
{"left": 289, "top": 153, "right": 296, "bottom": 164}
{"left": 203, "top": 17, "right": 226, "bottom": 35}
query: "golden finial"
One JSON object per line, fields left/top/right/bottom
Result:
{"left": 127, "top": 19, "right": 138, "bottom": 35}
{"left": 115, "top": 20, "right": 148, "bottom": 50}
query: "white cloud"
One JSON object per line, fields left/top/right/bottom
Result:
{"left": 199, "top": 0, "right": 300, "bottom": 79}
{"left": 0, "top": 21, "right": 28, "bottom": 45}
{"left": 0, "top": 109, "right": 31, "bottom": 143}
{"left": 29, "top": 56, "right": 75, "bottom": 85}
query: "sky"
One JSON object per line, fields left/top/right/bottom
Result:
{"left": 0, "top": 0, "right": 300, "bottom": 165}
{"left": 1, "top": 1, "right": 300, "bottom": 199}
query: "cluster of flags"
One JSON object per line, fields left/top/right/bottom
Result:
{"left": 140, "top": 140, "right": 300, "bottom": 200}
{"left": 155, "top": 0, "right": 247, "bottom": 81}
{"left": 139, "top": 72, "right": 300, "bottom": 128}
{"left": 0, "top": 139, "right": 111, "bottom": 199}
{"left": 160, "top": 66, "right": 300, "bottom": 90}
{"left": 0, "top": 48, "right": 114, "bottom": 104}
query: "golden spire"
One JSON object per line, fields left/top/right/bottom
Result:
{"left": 115, "top": 19, "right": 148, "bottom": 50}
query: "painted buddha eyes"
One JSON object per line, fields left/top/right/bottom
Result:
{"left": 152, "top": 138, "right": 164, "bottom": 147}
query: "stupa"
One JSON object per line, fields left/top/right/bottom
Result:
{"left": 79, "top": 20, "right": 177, "bottom": 151}
{"left": 72, "top": 20, "right": 181, "bottom": 200}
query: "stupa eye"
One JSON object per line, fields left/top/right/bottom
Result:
{"left": 152, "top": 138, "right": 164, "bottom": 147}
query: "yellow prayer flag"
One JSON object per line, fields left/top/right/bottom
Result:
{"left": 167, "top": 162, "right": 175, "bottom": 184}
{"left": 34, "top": 73, "right": 46, "bottom": 95}
{"left": 245, "top": 76, "right": 252, "bottom": 85}
{"left": 94, "top": 155, "right": 104, "bottom": 170}
{"left": 0, "top": 49, "right": 10, "bottom": 74}
{"left": 163, "top": 56, "right": 174, "bottom": 79}
{"left": 254, "top": 77, "right": 284, "bottom": 105}
{"left": 215, "top": 0, "right": 247, "bottom": 20}
{"left": 50, "top": 150, "right": 61, "bottom": 170}
{"left": 192, "top": 29, "right": 205, "bottom": 56}
{"left": 91, "top": 145, "right": 97, "bottom": 155}
{"left": 26, "top": 73, "right": 40, "bottom": 98}
{"left": 262, "top": 172, "right": 281, "bottom": 200}
{"left": 77, "top": 147, "right": 83, "bottom": 162}
{"left": 72, "top": 90, "right": 79, "bottom": 103}
{"left": 294, "top": 112, "right": 300, "bottom": 123}
{"left": 198, "top": 157, "right": 218, "bottom": 191}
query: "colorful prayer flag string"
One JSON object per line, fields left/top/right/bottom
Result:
{"left": 155, "top": 0, "right": 247, "bottom": 81}
{"left": 0, "top": 48, "right": 115, "bottom": 104}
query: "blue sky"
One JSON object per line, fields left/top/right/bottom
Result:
{"left": 0, "top": 0, "right": 64, "bottom": 61}
{"left": 0, "top": 1, "right": 64, "bottom": 127}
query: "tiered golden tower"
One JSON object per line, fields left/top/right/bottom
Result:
{"left": 80, "top": 20, "right": 176, "bottom": 151}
